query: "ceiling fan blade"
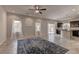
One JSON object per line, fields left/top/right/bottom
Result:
{"left": 28, "top": 9, "right": 35, "bottom": 10}
{"left": 39, "top": 12, "right": 42, "bottom": 14}
{"left": 40, "top": 8, "right": 46, "bottom": 10}
{"left": 28, "top": 5, "right": 46, "bottom": 14}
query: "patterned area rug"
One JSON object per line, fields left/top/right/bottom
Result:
{"left": 17, "top": 37, "right": 69, "bottom": 54}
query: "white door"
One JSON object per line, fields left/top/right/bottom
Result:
{"left": 48, "top": 23, "right": 55, "bottom": 42}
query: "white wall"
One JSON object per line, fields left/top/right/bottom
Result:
{"left": 0, "top": 6, "right": 7, "bottom": 45}
{"left": 7, "top": 13, "right": 57, "bottom": 40}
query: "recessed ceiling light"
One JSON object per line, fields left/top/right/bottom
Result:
{"left": 72, "top": 8, "right": 76, "bottom": 12}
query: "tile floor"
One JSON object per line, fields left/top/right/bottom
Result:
{"left": 0, "top": 36, "right": 79, "bottom": 54}
{"left": 0, "top": 39, "right": 17, "bottom": 54}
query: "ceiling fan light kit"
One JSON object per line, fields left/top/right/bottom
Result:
{"left": 35, "top": 10, "right": 39, "bottom": 13}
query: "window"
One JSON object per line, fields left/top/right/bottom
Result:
{"left": 62, "top": 23, "right": 70, "bottom": 30}
{"left": 35, "top": 22, "right": 41, "bottom": 36}
{"left": 12, "top": 20, "right": 22, "bottom": 33}
{"left": 35, "top": 22, "right": 41, "bottom": 32}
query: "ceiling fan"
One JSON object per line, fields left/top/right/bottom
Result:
{"left": 28, "top": 5, "right": 46, "bottom": 14}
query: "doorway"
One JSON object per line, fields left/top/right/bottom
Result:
{"left": 11, "top": 20, "right": 23, "bottom": 39}
{"left": 48, "top": 23, "right": 56, "bottom": 42}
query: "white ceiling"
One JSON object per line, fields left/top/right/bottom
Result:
{"left": 2, "top": 5, "right": 79, "bottom": 20}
